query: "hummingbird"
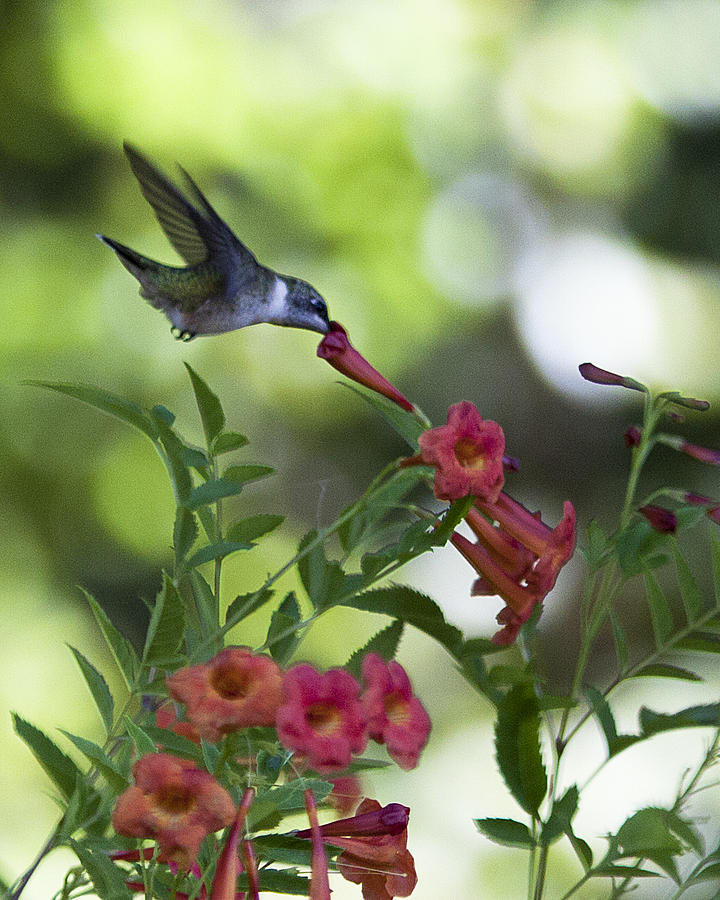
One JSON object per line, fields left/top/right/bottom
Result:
{"left": 97, "top": 142, "right": 331, "bottom": 341}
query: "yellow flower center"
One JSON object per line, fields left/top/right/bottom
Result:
{"left": 210, "top": 663, "right": 251, "bottom": 700}
{"left": 384, "top": 692, "right": 410, "bottom": 726}
{"left": 155, "top": 784, "right": 194, "bottom": 815}
{"left": 305, "top": 702, "right": 342, "bottom": 735}
{"left": 454, "top": 438, "right": 484, "bottom": 470}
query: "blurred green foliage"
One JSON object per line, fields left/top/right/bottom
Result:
{"left": 5, "top": 0, "right": 720, "bottom": 896}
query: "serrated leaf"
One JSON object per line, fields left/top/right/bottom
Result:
{"left": 630, "top": 663, "right": 702, "bottom": 682}
{"left": 673, "top": 541, "right": 703, "bottom": 623}
{"left": 69, "top": 839, "right": 133, "bottom": 899}
{"left": 213, "top": 431, "right": 249, "bottom": 454}
{"left": 640, "top": 703, "right": 720, "bottom": 735}
{"left": 266, "top": 592, "right": 302, "bottom": 665}
{"left": 616, "top": 808, "right": 691, "bottom": 876}
{"left": 592, "top": 865, "right": 660, "bottom": 878}
{"left": 432, "top": 494, "right": 474, "bottom": 546}
{"left": 710, "top": 532, "right": 720, "bottom": 602}
{"left": 475, "top": 817, "right": 535, "bottom": 848}
{"left": 186, "top": 540, "right": 253, "bottom": 569}
{"left": 68, "top": 647, "right": 114, "bottom": 734}
{"left": 191, "top": 570, "right": 220, "bottom": 645}
{"left": 184, "top": 363, "right": 225, "bottom": 446}
{"left": 123, "top": 716, "right": 157, "bottom": 757}
{"left": 340, "top": 585, "right": 462, "bottom": 654}
{"left": 12, "top": 714, "right": 84, "bottom": 800}
{"left": 152, "top": 412, "right": 193, "bottom": 504}
{"left": 297, "top": 531, "right": 347, "bottom": 610}
{"left": 341, "top": 382, "right": 425, "bottom": 448}
{"left": 676, "top": 632, "right": 720, "bottom": 653}
{"left": 27, "top": 381, "right": 157, "bottom": 440}
{"left": 224, "top": 464, "right": 274, "bottom": 484}
{"left": 143, "top": 573, "right": 185, "bottom": 665}
{"left": 59, "top": 731, "right": 128, "bottom": 793}
{"left": 81, "top": 589, "right": 138, "bottom": 691}
{"left": 585, "top": 687, "right": 636, "bottom": 757}
{"left": 494, "top": 683, "right": 547, "bottom": 816}
{"left": 173, "top": 506, "right": 198, "bottom": 566}
{"left": 569, "top": 832, "right": 593, "bottom": 870}
{"left": 227, "top": 514, "right": 285, "bottom": 544}
{"left": 580, "top": 520, "right": 613, "bottom": 571}
{"left": 344, "top": 620, "right": 404, "bottom": 679}
{"left": 187, "top": 478, "right": 246, "bottom": 508}
{"left": 609, "top": 609, "right": 629, "bottom": 673}
{"left": 143, "top": 725, "right": 203, "bottom": 761}
{"left": 225, "top": 587, "right": 275, "bottom": 631}
{"left": 541, "top": 785, "right": 579, "bottom": 844}
{"left": 644, "top": 570, "right": 673, "bottom": 647}
{"left": 255, "top": 868, "right": 310, "bottom": 895}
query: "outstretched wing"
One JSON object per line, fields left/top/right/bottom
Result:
{"left": 123, "top": 142, "right": 258, "bottom": 283}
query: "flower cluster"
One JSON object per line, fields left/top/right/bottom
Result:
{"left": 317, "top": 327, "right": 576, "bottom": 646}
{"left": 412, "top": 401, "right": 575, "bottom": 645}
{"left": 113, "top": 647, "right": 428, "bottom": 897}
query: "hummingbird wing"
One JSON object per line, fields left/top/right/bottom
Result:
{"left": 123, "top": 142, "right": 259, "bottom": 290}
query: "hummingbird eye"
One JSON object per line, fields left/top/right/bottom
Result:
{"left": 311, "top": 296, "right": 326, "bottom": 313}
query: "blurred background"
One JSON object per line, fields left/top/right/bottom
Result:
{"left": 4, "top": 0, "right": 720, "bottom": 896}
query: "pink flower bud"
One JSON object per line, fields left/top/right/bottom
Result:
{"left": 639, "top": 504, "right": 677, "bottom": 533}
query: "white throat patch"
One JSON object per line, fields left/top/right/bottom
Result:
{"left": 267, "top": 277, "right": 289, "bottom": 321}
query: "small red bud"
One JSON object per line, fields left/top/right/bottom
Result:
{"left": 579, "top": 363, "right": 647, "bottom": 393}
{"left": 639, "top": 504, "right": 677, "bottom": 533}
{"left": 623, "top": 426, "right": 642, "bottom": 448}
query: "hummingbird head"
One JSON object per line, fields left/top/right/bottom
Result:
{"left": 281, "top": 278, "right": 331, "bottom": 334}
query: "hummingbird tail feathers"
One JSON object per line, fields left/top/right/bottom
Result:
{"left": 97, "top": 234, "right": 157, "bottom": 279}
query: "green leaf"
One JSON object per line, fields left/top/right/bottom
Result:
{"left": 68, "top": 647, "right": 114, "bottom": 735}
{"left": 224, "top": 464, "right": 274, "bottom": 484}
{"left": 432, "top": 494, "right": 474, "bottom": 546}
{"left": 12, "top": 714, "right": 84, "bottom": 801}
{"left": 569, "top": 832, "right": 593, "bottom": 870}
{"left": 341, "top": 383, "right": 424, "bottom": 448}
{"left": 344, "top": 620, "right": 404, "bottom": 679}
{"left": 644, "top": 570, "right": 673, "bottom": 647}
{"left": 615, "top": 807, "right": 697, "bottom": 881}
{"left": 183, "top": 445, "right": 209, "bottom": 469}
{"left": 494, "top": 683, "right": 547, "bottom": 816}
{"left": 541, "top": 785, "right": 579, "bottom": 844}
{"left": 186, "top": 540, "right": 253, "bottom": 569}
{"left": 173, "top": 506, "right": 198, "bottom": 566}
{"left": 143, "top": 725, "right": 203, "bottom": 761}
{"left": 676, "top": 632, "right": 720, "bottom": 653}
{"left": 184, "top": 363, "right": 225, "bottom": 446}
{"left": 227, "top": 514, "right": 285, "bottom": 544}
{"left": 630, "top": 663, "right": 702, "bottom": 682}
{"left": 266, "top": 592, "right": 302, "bottom": 665}
{"left": 187, "top": 478, "right": 246, "bottom": 508}
{"left": 59, "top": 731, "right": 128, "bottom": 793}
{"left": 692, "top": 862, "right": 720, "bottom": 883}
{"left": 213, "top": 431, "right": 249, "bottom": 454}
{"left": 640, "top": 703, "right": 720, "bottom": 736}
{"left": 340, "top": 585, "right": 462, "bottom": 654}
{"left": 123, "top": 716, "right": 157, "bottom": 757}
{"left": 143, "top": 573, "right": 185, "bottom": 666}
{"left": 191, "top": 570, "right": 220, "bottom": 645}
{"left": 297, "top": 531, "right": 347, "bottom": 610}
{"left": 711, "top": 532, "right": 720, "bottom": 603}
{"left": 69, "top": 839, "right": 133, "bottom": 899}
{"left": 673, "top": 541, "right": 703, "bottom": 623}
{"left": 584, "top": 687, "right": 636, "bottom": 757}
{"left": 152, "top": 411, "right": 193, "bottom": 504}
{"left": 225, "top": 587, "right": 275, "bottom": 631}
{"left": 580, "top": 520, "right": 613, "bottom": 571}
{"left": 81, "top": 589, "right": 138, "bottom": 691}
{"left": 608, "top": 609, "right": 629, "bottom": 674}
{"left": 592, "top": 865, "right": 661, "bottom": 878}
{"left": 255, "top": 868, "right": 310, "bottom": 895}
{"left": 27, "top": 381, "right": 157, "bottom": 440}
{"left": 475, "top": 817, "right": 535, "bottom": 848}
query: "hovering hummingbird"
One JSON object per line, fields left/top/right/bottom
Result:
{"left": 97, "top": 142, "right": 331, "bottom": 341}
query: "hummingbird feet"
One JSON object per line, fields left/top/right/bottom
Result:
{"left": 170, "top": 326, "right": 196, "bottom": 342}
